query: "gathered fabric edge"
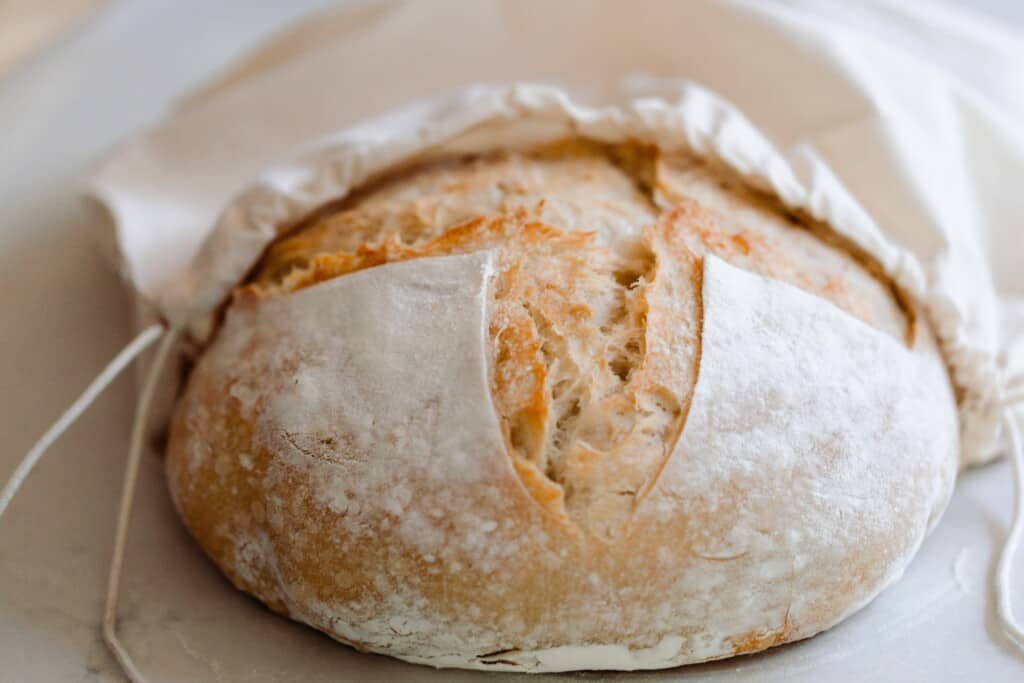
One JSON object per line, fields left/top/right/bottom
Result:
{"left": 159, "top": 80, "right": 1002, "bottom": 468}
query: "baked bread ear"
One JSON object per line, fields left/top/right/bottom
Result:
{"left": 166, "top": 141, "right": 957, "bottom": 671}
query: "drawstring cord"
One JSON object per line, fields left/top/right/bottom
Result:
{"left": 0, "top": 323, "right": 172, "bottom": 683}
{"left": 102, "top": 327, "right": 177, "bottom": 683}
{"left": 997, "top": 391, "right": 1024, "bottom": 652}
{"left": 0, "top": 324, "right": 165, "bottom": 518}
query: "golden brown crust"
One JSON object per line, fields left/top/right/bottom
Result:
{"left": 243, "top": 142, "right": 910, "bottom": 537}
{"left": 651, "top": 152, "right": 909, "bottom": 342}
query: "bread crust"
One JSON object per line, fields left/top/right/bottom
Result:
{"left": 166, "top": 141, "right": 957, "bottom": 671}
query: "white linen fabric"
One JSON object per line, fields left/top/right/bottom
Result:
{"left": 87, "top": 0, "right": 1024, "bottom": 469}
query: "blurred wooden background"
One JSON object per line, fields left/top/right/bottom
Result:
{"left": 0, "top": 0, "right": 105, "bottom": 74}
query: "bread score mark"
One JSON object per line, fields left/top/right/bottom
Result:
{"left": 235, "top": 142, "right": 915, "bottom": 542}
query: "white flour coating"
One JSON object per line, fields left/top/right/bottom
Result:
{"left": 632, "top": 257, "right": 959, "bottom": 662}
{"left": 186, "top": 252, "right": 958, "bottom": 671}
{"left": 164, "top": 83, "right": 999, "bottom": 467}
{"left": 202, "top": 252, "right": 548, "bottom": 658}
{"left": 218, "top": 252, "right": 514, "bottom": 559}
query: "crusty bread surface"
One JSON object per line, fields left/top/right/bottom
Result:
{"left": 166, "top": 140, "right": 956, "bottom": 671}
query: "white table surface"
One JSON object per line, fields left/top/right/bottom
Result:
{"left": 1, "top": 1, "right": 1022, "bottom": 681}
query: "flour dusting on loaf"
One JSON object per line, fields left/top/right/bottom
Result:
{"left": 166, "top": 141, "right": 957, "bottom": 671}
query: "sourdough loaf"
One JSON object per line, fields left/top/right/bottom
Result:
{"left": 166, "top": 141, "right": 957, "bottom": 671}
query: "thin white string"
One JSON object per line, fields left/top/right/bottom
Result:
{"left": 0, "top": 324, "right": 165, "bottom": 519}
{"left": 997, "top": 398, "right": 1024, "bottom": 653}
{"left": 103, "top": 327, "right": 178, "bottom": 683}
